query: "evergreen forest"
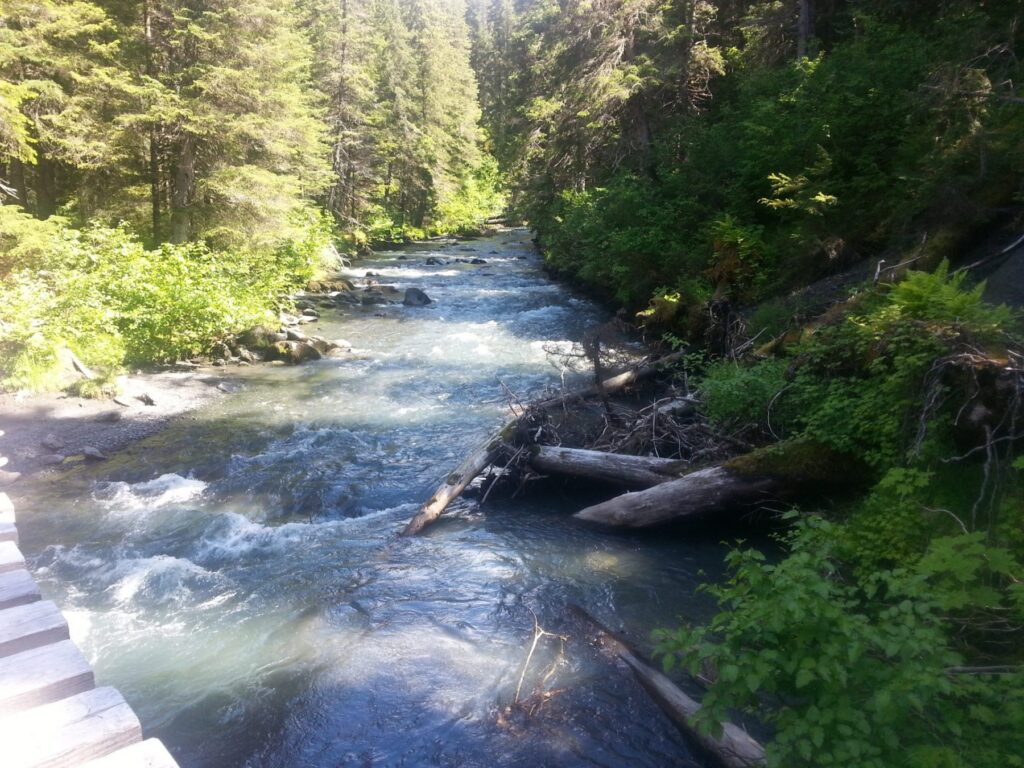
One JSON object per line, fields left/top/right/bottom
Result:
{"left": 2, "top": 1, "right": 1024, "bottom": 766}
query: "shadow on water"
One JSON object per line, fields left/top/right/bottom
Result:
{"left": 9, "top": 230, "right": 741, "bottom": 767}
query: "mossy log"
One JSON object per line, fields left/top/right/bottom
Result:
{"left": 529, "top": 446, "right": 688, "bottom": 488}
{"left": 570, "top": 605, "right": 765, "bottom": 768}
{"left": 575, "top": 439, "right": 865, "bottom": 528}
{"left": 401, "top": 352, "right": 684, "bottom": 536}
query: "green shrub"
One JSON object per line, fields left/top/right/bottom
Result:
{"left": 655, "top": 517, "right": 1024, "bottom": 768}
{"left": 700, "top": 358, "right": 791, "bottom": 435}
{"left": 0, "top": 205, "right": 333, "bottom": 391}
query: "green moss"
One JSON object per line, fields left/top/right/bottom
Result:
{"left": 725, "top": 439, "right": 870, "bottom": 486}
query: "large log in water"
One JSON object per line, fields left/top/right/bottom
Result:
{"left": 574, "top": 467, "right": 778, "bottom": 527}
{"left": 571, "top": 605, "right": 765, "bottom": 768}
{"left": 574, "top": 439, "right": 864, "bottom": 528}
{"left": 401, "top": 352, "right": 684, "bottom": 536}
{"left": 529, "top": 446, "right": 687, "bottom": 489}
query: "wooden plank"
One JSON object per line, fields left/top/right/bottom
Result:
{"left": 0, "top": 521, "right": 17, "bottom": 544}
{"left": 0, "top": 492, "right": 14, "bottom": 525}
{"left": 0, "top": 687, "right": 141, "bottom": 768}
{"left": 79, "top": 739, "right": 179, "bottom": 768}
{"left": 0, "top": 639, "right": 94, "bottom": 715}
{"left": 0, "top": 539, "right": 26, "bottom": 574}
{"left": 0, "top": 601, "right": 69, "bottom": 658}
{"left": 0, "top": 569, "right": 41, "bottom": 610}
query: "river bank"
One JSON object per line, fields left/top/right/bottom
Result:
{"left": 0, "top": 368, "right": 236, "bottom": 478}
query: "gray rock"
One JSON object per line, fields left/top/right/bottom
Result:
{"left": 238, "top": 325, "right": 281, "bottom": 352}
{"left": 301, "top": 308, "right": 320, "bottom": 318}
{"left": 285, "top": 329, "right": 310, "bottom": 342}
{"left": 307, "top": 277, "right": 355, "bottom": 293}
{"left": 268, "top": 341, "right": 323, "bottom": 365}
{"left": 211, "top": 341, "right": 232, "bottom": 360}
{"left": 0, "top": 469, "right": 21, "bottom": 485}
{"left": 403, "top": 287, "right": 433, "bottom": 307}
{"left": 82, "top": 446, "right": 109, "bottom": 461}
{"left": 41, "top": 434, "right": 65, "bottom": 451}
{"left": 137, "top": 392, "right": 156, "bottom": 406}
{"left": 425, "top": 257, "right": 445, "bottom": 266}
{"left": 470, "top": 258, "right": 488, "bottom": 265}
{"left": 94, "top": 410, "right": 122, "bottom": 423}
{"left": 38, "top": 454, "right": 65, "bottom": 466}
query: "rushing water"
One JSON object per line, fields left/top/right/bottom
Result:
{"left": 14, "top": 231, "right": 733, "bottom": 767}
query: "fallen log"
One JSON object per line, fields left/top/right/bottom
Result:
{"left": 571, "top": 605, "right": 765, "bottom": 768}
{"left": 575, "top": 439, "right": 867, "bottom": 528}
{"left": 529, "top": 446, "right": 687, "bottom": 489}
{"left": 575, "top": 467, "right": 777, "bottom": 527}
{"left": 401, "top": 352, "right": 684, "bottom": 536}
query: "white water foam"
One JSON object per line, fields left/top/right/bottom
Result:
{"left": 94, "top": 473, "right": 208, "bottom": 513}
{"left": 106, "top": 554, "right": 221, "bottom": 606}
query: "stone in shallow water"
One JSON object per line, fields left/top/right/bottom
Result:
{"left": 403, "top": 287, "right": 432, "bottom": 307}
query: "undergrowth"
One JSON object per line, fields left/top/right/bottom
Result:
{"left": 657, "top": 264, "right": 1024, "bottom": 767}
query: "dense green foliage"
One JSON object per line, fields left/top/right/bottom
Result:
{"left": 658, "top": 267, "right": 1024, "bottom": 766}
{"left": 468, "top": 0, "right": 1024, "bottom": 312}
{"left": 0, "top": 0, "right": 502, "bottom": 390}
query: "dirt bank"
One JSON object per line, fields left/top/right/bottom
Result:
{"left": 0, "top": 366, "right": 238, "bottom": 478}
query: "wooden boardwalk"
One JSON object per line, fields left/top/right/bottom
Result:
{"left": 0, "top": 489, "right": 180, "bottom": 768}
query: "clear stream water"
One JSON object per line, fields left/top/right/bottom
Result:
{"left": 14, "top": 231, "right": 734, "bottom": 767}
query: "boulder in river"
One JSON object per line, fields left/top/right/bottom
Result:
{"left": 403, "top": 287, "right": 433, "bottom": 307}
{"left": 307, "top": 277, "right": 355, "bottom": 293}
{"left": 425, "top": 257, "right": 445, "bottom": 266}
{"left": 470, "top": 258, "right": 488, "bottom": 265}
{"left": 269, "top": 340, "right": 323, "bottom": 365}
{"left": 239, "top": 325, "right": 284, "bottom": 352}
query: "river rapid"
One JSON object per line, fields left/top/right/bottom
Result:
{"left": 14, "top": 230, "right": 732, "bottom": 767}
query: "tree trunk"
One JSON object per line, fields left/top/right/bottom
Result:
{"left": 575, "top": 439, "right": 865, "bottom": 528}
{"left": 575, "top": 467, "right": 778, "bottom": 528}
{"left": 9, "top": 159, "right": 28, "bottom": 211}
{"left": 144, "top": 0, "right": 162, "bottom": 241}
{"left": 571, "top": 605, "right": 766, "bottom": 768}
{"left": 170, "top": 135, "right": 195, "bottom": 244}
{"left": 34, "top": 153, "right": 57, "bottom": 219}
{"left": 797, "top": 0, "right": 813, "bottom": 60}
{"left": 529, "top": 446, "right": 686, "bottom": 489}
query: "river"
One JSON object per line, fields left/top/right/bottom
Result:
{"left": 14, "top": 230, "right": 731, "bottom": 767}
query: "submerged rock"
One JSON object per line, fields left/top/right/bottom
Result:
{"left": 425, "top": 257, "right": 445, "bottom": 266}
{"left": 41, "top": 433, "right": 65, "bottom": 451}
{"left": 403, "top": 287, "right": 433, "bottom": 307}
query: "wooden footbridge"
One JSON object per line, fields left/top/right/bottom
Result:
{"left": 0, "top": 489, "right": 180, "bottom": 768}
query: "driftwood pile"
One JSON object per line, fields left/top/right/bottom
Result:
{"left": 399, "top": 350, "right": 842, "bottom": 536}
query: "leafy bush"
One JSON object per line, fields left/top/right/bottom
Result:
{"left": 700, "top": 358, "right": 791, "bottom": 436}
{"left": 655, "top": 517, "right": 1024, "bottom": 768}
{"left": 0, "top": 205, "right": 333, "bottom": 391}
